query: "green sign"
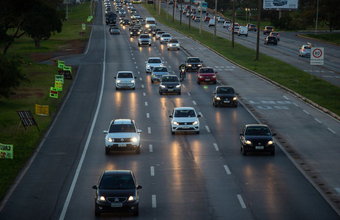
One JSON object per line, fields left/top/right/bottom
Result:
{"left": 82, "top": 23, "right": 86, "bottom": 30}
{"left": 58, "top": 60, "right": 65, "bottom": 69}
{"left": 55, "top": 75, "right": 64, "bottom": 84}
{"left": 0, "top": 143, "right": 13, "bottom": 159}
{"left": 50, "top": 87, "right": 58, "bottom": 98}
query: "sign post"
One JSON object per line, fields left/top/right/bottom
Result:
{"left": 310, "top": 47, "right": 324, "bottom": 78}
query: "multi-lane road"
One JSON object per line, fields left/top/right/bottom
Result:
{"left": 0, "top": 1, "right": 340, "bottom": 220}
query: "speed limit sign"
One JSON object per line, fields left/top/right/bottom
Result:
{"left": 310, "top": 47, "right": 324, "bottom": 65}
{"left": 228, "top": 26, "right": 232, "bottom": 32}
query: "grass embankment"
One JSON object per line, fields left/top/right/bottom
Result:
{"left": 0, "top": 2, "right": 93, "bottom": 201}
{"left": 145, "top": 3, "right": 340, "bottom": 116}
{"left": 300, "top": 33, "right": 340, "bottom": 45}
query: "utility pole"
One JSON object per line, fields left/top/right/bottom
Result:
{"left": 189, "top": 0, "right": 191, "bottom": 29}
{"left": 199, "top": 0, "right": 203, "bottom": 34}
{"left": 255, "top": 0, "right": 261, "bottom": 60}
{"left": 173, "top": 1, "right": 175, "bottom": 23}
{"left": 214, "top": 0, "right": 217, "bottom": 39}
{"left": 315, "top": 0, "right": 319, "bottom": 35}
{"left": 232, "top": 0, "right": 235, "bottom": 48}
{"left": 180, "top": 0, "right": 183, "bottom": 25}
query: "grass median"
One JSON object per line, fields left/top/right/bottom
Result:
{"left": 144, "top": 3, "right": 340, "bottom": 117}
{"left": 0, "top": 2, "right": 93, "bottom": 201}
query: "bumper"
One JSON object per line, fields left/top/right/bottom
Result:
{"left": 198, "top": 78, "right": 216, "bottom": 83}
{"left": 171, "top": 125, "right": 200, "bottom": 132}
{"left": 167, "top": 45, "right": 180, "bottom": 50}
{"left": 95, "top": 200, "right": 139, "bottom": 214}
{"left": 243, "top": 145, "right": 275, "bottom": 153}
{"left": 159, "top": 87, "right": 181, "bottom": 93}
{"left": 215, "top": 100, "right": 238, "bottom": 106}
{"left": 139, "top": 41, "right": 151, "bottom": 46}
{"left": 186, "top": 65, "right": 202, "bottom": 71}
{"left": 105, "top": 143, "right": 140, "bottom": 151}
{"left": 116, "top": 83, "right": 135, "bottom": 89}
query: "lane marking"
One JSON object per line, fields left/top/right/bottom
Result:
{"left": 187, "top": 92, "right": 191, "bottom": 96}
{"left": 213, "top": 143, "right": 219, "bottom": 151}
{"left": 193, "top": 101, "right": 197, "bottom": 105}
{"left": 146, "top": 113, "right": 150, "bottom": 118}
{"left": 149, "top": 144, "right": 153, "bottom": 152}
{"left": 139, "top": 77, "right": 143, "bottom": 81}
{"left": 237, "top": 194, "right": 247, "bottom": 209}
{"left": 314, "top": 118, "right": 322, "bottom": 124}
{"left": 303, "top": 110, "right": 310, "bottom": 115}
{"left": 205, "top": 126, "right": 210, "bottom": 133}
{"left": 141, "top": 85, "right": 144, "bottom": 88}
{"left": 143, "top": 92, "right": 146, "bottom": 96}
{"left": 150, "top": 166, "right": 155, "bottom": 176}
{"left": 223, "top": 165, "right": 231, "bottom": 174}
{"left": 327, "top": 128, "right": 336, "bottom": 134}
{"left": 284, "top": 96, "right": 289, "bottom": 100}
{"left": 145, "top": 102, "right": 148, "bottom": 106}
{"left": 335, "top": 188, "right": 340, "bottom": 194}
{"left": 148, "top": 127, "right": 151, "bottom": 134}
{"left": 199, "top": 112, "right": 203, "bottom": 117}
{"left": 293, "top": 103, "right": 299, "bottom": 107}
{"left": 152, "top": 195, "right": 157, "bottom": 208}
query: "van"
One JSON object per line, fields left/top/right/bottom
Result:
{"left": 238, "top": 26, "right": 248, "bottom": 37}
{"left": 145, "top": 17, "right": 157, "bottom": 29}
{"left": 208, "top": 18, "right": 215, "bottom": 27}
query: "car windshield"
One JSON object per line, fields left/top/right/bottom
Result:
{"left": 188, "top": 58, "right": 200, "bottom": 62}
{"left": 245, "top": 127, "right": 271, "bottom": 136}
{"left": 153, "top": 67, "right": 168, "bottom": 72}
{"left": 117, "top": 72, "right": 133, "bottom": 78}
{"left": 140, "top": 35, "right": 149, "bottom": 38}
{"left": 217, "top": 87, "right": 235, "bottom": 94}
{"left": 174, "top": 109, "right": 196, "bottom": 117}
{"left": 161, "top": 76, "right": 178, "bottom": 82}
{"left": 200, "top": 68, "right": 214, "bottom": 73}
{"left": 149, "top": 59, "right": 161, "bottom": 63}
{"left": 169, "top": 40, "right": 178, "bottom": 43}
{"left": 99, "top": 174, "right": 135, "bottom": 189}
{"left": 162, "top": 34, "right": 171, "bottom": 37}
{"left": 109, "top": 124, "right": 136, "bottom": 133}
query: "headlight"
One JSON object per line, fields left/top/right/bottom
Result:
{"left": 176, "top": 85, "right": 181, "bottom": 88}
{"left": 198, "top": 64, "right": 202, "bottom": 67}
{"left": 173, "top": 121, "right": 179, "bottom": 125}
{"left": 245, "top": 140, "right": 252, "bottom": 145}
{"left": 130, "top": 32, "right": 133, "bottom": 34}
{"left": 116, "top": 80, "right": 121, "bottom": 83}
{"left": 131, "top": 137, "right": 138, "bottom": 142}
{"left": 130, "top": 80, "right": 135, "bottom": 83}
{"left": 216, "top": 97, "right": 221, "bottom": 100}
{"left": 160, "top": 85, "right": 166, "bottom": 88}
{"left": 138, "top": 31, "right": 140, "bottom": 34}
{"left": 233, "top": 97, "right": 237, "bottom": 101}
{"left": 212, "top": 75, "right": 216, "bottom": 78}
{"left": 108, "top": 137, "right": 113, "bottom": 142}
{"left": 99, "top": 196, "right": 106, "bottom": 201}
{"left": 147, "top": 65, "right": 150, "bottom": 68}
{"left": 128, "top": 196, "right": 137, "bottom": 201}
{"left": 193, "top": 120, "right": 198, "bottom": 125}
{"left": 188, "top": 64, "right": 192, "bottom": 67}
{"left": 268, "top": 140, "right": 274, "bottom": 145}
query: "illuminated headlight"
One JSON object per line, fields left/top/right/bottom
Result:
{"left": 233, "top": 97, "right": 237, "bottom": 101}
{"left": 199, "top": 75, "right": 204, "bottom": 78}
{"left": 108, "top": 137, "right": 113, "bottom": 142}
{"left": 116, "top": 80, "right": 121, "bottom": 83}
{"left": 198, "top": 64, "right": 202, "bottom": 67}
{"left": 268, "top": 140, "right": 274, "bottom": 145}
{"left": 138, "top": 31, "right": 140, "bottom": 34}
{"left": 188, "top": 64, "right": 192, "bottom": 67}
{"left": 146, "top": 24, "right": 150, "bottom": 28}
{"left": 128, "top": 196, "right": 137, "bottom": 201}
{"left": 176, "top": 85, "right": 181, "bottom": 88}
{"left": 173, "top": 121, "right": 179, "bottom": 125}
{"left": 160, "top": 85, "right": 166, "bottom": 88}
{"left": 193, "top": 120, "right": 198, "bottom": 125}
{"left": 130, "top": 32, "right": 133, "bottom": 34}
{"left": 216, "top": 97, "right": 221, "bottom": 100}
{"left": 246, "top": 140, "right": 252, "bottom": 145}
{"left": 130, "top": 80, "right": 135, "bottom": 83}
{"left": 212, "top": 75, "right": 216, "bottom": 78}
{"left": 147, "top": 65, "right": 150, "bottom": 68}
{"left": 131, "top": 137, "right": 138, "bottom": 142}
{"left": 99, "top": 196, "right": 106, "bottom": 201}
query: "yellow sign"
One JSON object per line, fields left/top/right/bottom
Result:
{"left": 50, "top": 87, "right": 58, "bottom": 98}
{"left": 55, "top": 81, "right": 63, "bottom": 91}
{"left": 35, "top": 104, "right": 49, "bottom": 116}
{"left": 0, "top": 143, "right": 13, "bottom": 159}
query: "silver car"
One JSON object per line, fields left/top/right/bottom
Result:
{"left": 299, "top": 45, "right": 311, "bottom": 57}
{"left": 145, "top": 57, "right": 163, "bottom": 73}
{"left": 169, "top": 107, "right": 201, "bottom": 134}
{"left": 160, "top": 33, "right": 172, "bottom": 44}
{"left": 138, "top": 34, "right": 151, "bottom": 47}
{"left": 115, "top": 71, "right": 136, "bottom": 90}
{"left": 167, "top": 39, "right": 180, "bottom": 50}
{"left": 155, "top": 31, "right": 165, "bottom": 40}
{"left": 151, "top": 66, "right": 169, "bottom": 83}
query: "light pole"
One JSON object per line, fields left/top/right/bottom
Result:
{"left": 199, "top": 0, "right": 203, "bottom": 34}
{"left": 232, "top": 0, "right": 235, "bottom": 48}
{"left": 214, "top": 0, "right": 217, "bottom": 39}
{"left": 255, "top": 0, "right": 261, "bottom": 60}
{"left": 315, "top": 0, "right": 319, "bottom": 35}
{"left": 180, "top": 0, "right": 183, "bottom": 25}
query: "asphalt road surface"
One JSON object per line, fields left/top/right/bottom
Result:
{"left": 0, "top": 2, "right": 340, "bottom": 220}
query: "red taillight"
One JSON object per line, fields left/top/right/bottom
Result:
{"left": 303, "top": 48, "right": 305, "bottom": 51}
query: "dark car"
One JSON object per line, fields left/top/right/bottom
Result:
{"left": 109, "top": 25, "right": 120, "bottom": 35}
{"left": 212, "top": 86, "right": 238, "bottom": 107}
{"left": 151, "top": 27, "right": 161, "bottom": 36}
{"left": 185, "top": 57, "right": 203, "bottom": 72}
{"left": 197, "top": 67, "right": 217, "bottom": 84}
{"left": 263, "top": 26, "right": 274, "bottom": 35}
{"left": 121, "top": 19, "right": 131, "bottom": 26}
{"left": 92, "top": 170, "right": 142, "bottom": 216}
{"left": 239, "top": 124, "right": 276, "bottom": 156}
{"left": 159, "top": 75, "right": 181, "bottom": 95}
{"left": 130, "top": 28, "right": 141, "bottom": 37}
{"left": 264, "top": 36, "right": 278, "bottom": 45}
{"left": 106, "top": 12, "right": 117, "bottom": 25}
{"left": 269, "top": 31, "right": 280, "bottom": 41}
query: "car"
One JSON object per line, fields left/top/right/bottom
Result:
{"left": 169, "top": 107, "right": 201, "bottom": 134}
{"left": 151, "top": 66, "right": 169, "bottom": 83}
{"left": 160, "top": 33, "right": 172, "bottom": 44}
{"left": 218, "top": 17, "right": 225, "bottom": 23}
{"left": 106, "top": 12, "right": 117, "bottom": 25}
{"left": 129, "top": 27, "right": 141, "bottom": 37}
{"left": 212, "top": 86, "right": 238, "bottom": 107}
{"left": 159, "top": 75, "right": 181, "bottom": 95}
{"left": 103, "top": 119, "right": 142, "bottom": 154}
{"left": 208, "top": 18, "right": 215, "bottom": 27}
{"left": 109, "top": 25, "right": 121, "bottom": 35}
{"left": 239, "top": 124, "right": 276, "bottom": 155}
{"left": 167, "top": 39, "right": 180, "bottom": 50}
{"left": 233, "top": 23, "right": 240, "bottom": 33}
{"left": 92, "top": 170, "right": 142, "bottom": 216}
{"left": 145, "top": 57, "right": 163, "bottom": 73}
{"left": 114, "top": 71, "right": 136, "bottom": 90}
{"left": 119, "top": 9, "right": 126, "bottom": 17}
{"left": 121, "top": 19, "right": 131, "bottom": 26}
{"left": 299, "top": 44, "right": 311, "bottom": 57}
{"left": 269, "top": 32, "right": 280, "bottom": 41}
{"left": 151, "top": 27, "right": 161, "bottom": 36}
{"left": 204, "top": 16, "right": 210, "bottom": 22}
{"left": 214, "top": 15, "right": 220, "bottom": 20}
{"left": 264, "top": 36, "right": 278, "bottom": 45}
{"left": 131, "top": 13, "right": 140, "bottom": 20}
{"left": 247, "top": 23, "right": 257, "bottom": 31}
{"left": 237, "top": 26, "right": 248, "bottom": 36}
{"left": 223, "top": 20, "right": 231, "bottom": 28}
{"left": 185, "top": 57, "right": 203, "bottom": 72}
{"left": 138, "top": 34, "right": 151, "bottom": 46}
{"left": 196, "top": 67, "right": 217, "bottom": 84}
{"left": 194, "top": 16, "right": 200, "bottom": 22}
{"left": 155, "top": 31, "right": 165, "bottom": 40}
{"left": 263, "top": 26, "right": 274, "bottom": 35}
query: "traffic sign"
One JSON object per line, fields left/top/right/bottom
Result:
{"left": 310, "top": 47, "right": 324, "bottom": 65}
{"left": 228, "top": 26, "right": 232, "bottom": 32}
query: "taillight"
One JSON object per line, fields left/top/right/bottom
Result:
{"left": 303, "top": 48, "right": 305, "bottom": 51}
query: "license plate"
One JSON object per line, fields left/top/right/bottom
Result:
{"left": 255, "top": 146, "right": 264, "bottom": 150}
{"left": 192, "top": 67, "right": 197, "bottom": 69}
{"left": 168, "top": 89, "right": 173, "bottom": 91}
{"left": 224, "top": 101, "right": 230, "bottom": 103}
{"left": 111, "top": 203, "right": 123, "bottom": 207}
{"left": 118, "top": 144, "right": 126, "bottom": 147}
{"left": 205, "top": 79, "right": 210, "bottom": 81}
{"left": 183, "top": 126, "right": 189, "bottom": 129}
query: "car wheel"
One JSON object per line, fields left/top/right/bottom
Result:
{"left": 213, "top": 81, "right": 217, "bottom": 84}
{"left": 135, "top": 146, "right": 140, "bottom": 154}
{"left": 271, "top": 150, "right": 275, "bottom": 156}
{"left": 133, "top": 87, "right": 135, "bottom": 90}
{"left": 196, "top": 131, "right": 200, "bottom": 134}
{"left": 178, "top": 91, "right": 181, "bottom": 95}
{"left": 105, "top": 148, "right": 110, "bottom": 155}
{"left": 159, "top": 91, "right": 162, "bottom": 95}
{"left": 171, "top": 131, "right": 175, "bottom": 135}
{"left": 241, "top": 147, "right": 247, "bottom": 156}
{"left": 149, "top": 44, "right": 151, "bottom": 47}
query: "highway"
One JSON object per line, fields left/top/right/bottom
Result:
{"left": 0, "top": 1, "right": 340, "bottom": 220}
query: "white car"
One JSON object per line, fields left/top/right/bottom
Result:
{"left": 169, "top": 107, "right": 201, "bottom": 134}
{"left": 160, "top": 33, "right": 172, "bottom": 44}
{"left": 223, "top": 21, "right": 231, "bottom": 28}
{"left": 103, "top": 119, "right": 142, "bottom": 154}
{"left": 218, "top": 17, "right": 225, "bottom": 23}
{"left": 208, "top": 18, "right": 215, "bottom": 27}
{"left": 114, "top": 71, "right": 136, "bottom": 90}
{"left": 145, "top": 57, "right": 163, "bottom": 73}
{"left": 167, "top": 39, "right": 180, "bottom": 50}
{"left": 138, "top": 34, "right": 151, "bottom": 47}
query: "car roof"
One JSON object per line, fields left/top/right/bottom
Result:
{"left": 245, "top": 124, "right": 269, "bottom": 128}
{"left": 112, "top": 119, "right": 134, "bottom": 124}
{"left": 174, "top": 107, "right": 195, "bottom": 111}
{"left": 117, "top": 71, "right": 133, "bottom": 74}
{"left": 103, "top": 170, "right": 133, "bottom": 176}
{"left": 148, "top": 57, "right": 161, "bottom": 60}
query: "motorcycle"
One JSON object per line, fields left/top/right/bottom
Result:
{"left": 179, "top": 68, "right": 186, "bottom": 82}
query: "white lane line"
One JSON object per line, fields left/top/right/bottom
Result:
{"left": 146, "top": 113, "right": 150, "bottom": 118}
{"left": 223, "top": 165, "right": 231, "bottom": 174}
{"left": 139, "top": 77, "right": 143, "bottom": 81}
{"left": 213, "top": 143, "right": 219, "bottom": 151}
{"left": 138, "top": 71, "right": 140, "bottom": 74}
{"left": 293, "top": 103, "right": 299, "bottom": 107}
{"left": 187, "top": 92, "right": 191, "bottom": 96}
{"left": 150, "top": 166, "right": 155, "bottom": 176}
{"left": 149, "top": 144, "right": 153, "bottom": 152}
{"left": 205, "top": 126, "right": 210, "bottom": 133}
{"left": 145, "top": 102, "right": 148, "bottom": 106}
{"left": 314, "top": 118, "right": 322, "bottom": 124}
{"left": 152, "top": 195, "right": 157, "bottom": 208}
{"left": 335, "top": 188, "right": 340, "bottom": 194}
{"left": 192, "top": 101, "right": 197, "bottom": 105}
{"left": 134, "top": 62, "right": 137, "bottom": 64}
{"left": 327, "top": 128, "right": 336, "bottom": 134}
{"left": 148, "top": 127, "right": 151, "bottom": 134}
{"left": 303, "top": 110, "right": 310, "bottom": 115}
{"left": 141, "top": 85, "right": 144, "bottom": 88}
{"left": 143, "top": 92, "right": 146, "bottom": 96}
{"left": 283, "top": 96, "right": 289, "bottom": 100}
{"left": 237, "top": 195, "right": 247, "bottom": 209}
{"left": 136, "top": 66, "right": 138, "bottom": 69}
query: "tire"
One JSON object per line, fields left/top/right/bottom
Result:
{"left": 178, "top": 91, "right": 181, "bottom": 95}
{"left": 159, "top": 91, "right": 162, "bottom": 95}
{"left": 197, "top": 81, "right": 200, "bottom": 84}
{"left": 105, "top": 148, "right": 110, "bottom": 155}
{"left": 196, "top": 131, "right": 200, "bottom": 134}
{"left": 151, "top": 79, "right": 154, "bottom": 83}
{"left": 149, "top": 44, "right": 151, "bottom": 47}
{"left": 133, "top": 87, "right": 135, "bottom": 90}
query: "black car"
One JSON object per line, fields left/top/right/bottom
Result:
{"left": 264, "top": 36, "right": 278, "bottom": 45}
{"left": 92, "top": 170, "right": 142, "bottom": 216}
{"left": 159, "top": 75, "right": 181, "bottom": 95}
{"left": 121, "top": 19, "right": 131, "bottom": 26}
{"left": 263, "top": 26, "right": 274, "bottom": 35}
{"left": 239, "top": 124, "right": 276, "bottom": 156}
{"left": 212, "top": 86, "right": 238, "bottom": 107}
{"left": 109, "top": 25, "right": 120, "bottom": 35}
{"left": 151, "top": 27, "right": 161, "bottom": 36}
{"left": 185, "top": 57, "right": 203, "bottom": 72}
{"left": 106, "top": 12, "right": 117, "bottom": 25}
{"left": 130, "top": 28, "right": 141, "bottom": 37}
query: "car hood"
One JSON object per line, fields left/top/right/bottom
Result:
{"left": 116, "top": 78, "right": 134, "bottom": 82}
{"left": 147, "top": 63, "right": 162, "bottom": 67}
{"left": 216, "top": 93, "right": 236, "bottom": 98}
{"left": 107, "top": 132, "right": 139, "bottom": 139}
{"left": 173, "top": 117, "right": 198, "bottom": 122}
{"left": 244, "top": 135, "right": 273, "bottom": 143}
{"left": 160, "top": 82, "right": 180, "bottom": 85}
{"left": 99, "top": 188, "right": 136, "bottom": 197}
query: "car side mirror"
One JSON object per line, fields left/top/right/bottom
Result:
{"left": 197, "top": 114, "right": 202, "bottom": 118}
{"left": 114, "top": 77, "right": 117, "bottom": 79}
{"left": 103, "top": 130, "right": 108, "bottom": 134}
{"left": 135, "top": 77, "right": 137, "bottom": 79}
{"left": 92, "top": 185, "right": 97, "bottom": 189}
{"left": 137, "top": 129, "right": 142, "bottom": 133}
{"left": 239, "top": 133, "right": 243, "bottom": 136}
{"left": 169, "top": 115, "right": 173, "bottom": 118}
{"left": 137, "top": 185, "right": 142, "bottom": 190}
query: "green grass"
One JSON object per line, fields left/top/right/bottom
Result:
{"left": 0, "top": 2, "right": 93, "bottom": 201}
{"left": 300, "top": 33, "right": 340, "bottom": 45}
{"left": 145, "top": 3, "right": 340, "bottom": 116}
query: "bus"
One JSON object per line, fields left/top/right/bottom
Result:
{"left": 197, "top": 1, "right": 207, "bottom": 13}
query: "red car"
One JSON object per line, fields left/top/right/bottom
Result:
{"left": 204, "top": 16, "right": 210, "bottom": 22}
{"left": 197, "top": 67, "right": 217, "bottom": 84}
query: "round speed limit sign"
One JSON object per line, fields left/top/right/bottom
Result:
{"left": 228, "top": 26, "right": 232, "bottom": 32}
{"left": 313, "top": 48, "right": 322, "bottom": 58}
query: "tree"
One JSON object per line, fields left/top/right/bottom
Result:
{"left": 319, "top": 0, "right": 340, "bottom": 32}
{"left": 0, "top": 55, "right": 29, "bottom": 99}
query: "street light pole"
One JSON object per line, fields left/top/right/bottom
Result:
{"left": 256, "top": 0, "right": 261, "bottom": 60}
{"left": 315, "top": 0, "right": 319, "bottom": 35}
{"left": 199, "top": 0, "right": 203, "bottom": 34}
{"left": 232, "top": 0, "right": 235, "bottom": 48}
{"left": 180, "top": 0, "right": 183, "bottom": 25}
{"left": 214, "top": 0, "right": 217, "bottom": 39}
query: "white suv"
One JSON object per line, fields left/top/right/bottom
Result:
{"left": 115, "top": 71, "right": 136, "bottom": 90}
{"left": 145, "top": 57, "right": 163, "bottom": 73}
{"left": 103, "top": 119, "right": 142, "bottom": 154}
{"left": 169, "top": 107, "right": 201, "bottom": 134}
